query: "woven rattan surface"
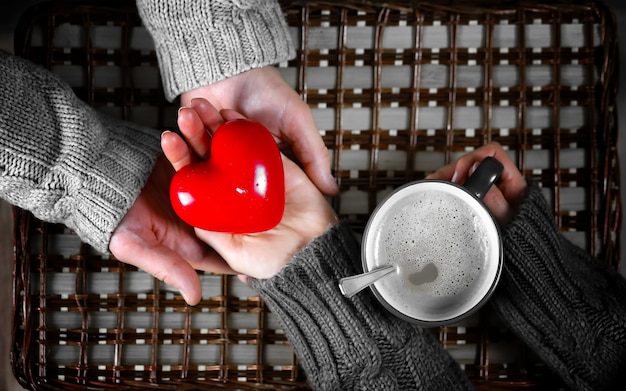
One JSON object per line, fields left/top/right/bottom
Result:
{"left": 11, "top": 0, "right": 620, "bottom": 390}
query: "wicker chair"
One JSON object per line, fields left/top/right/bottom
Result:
{"left": 11, "top": 0, "right": 620, "bottom": 389}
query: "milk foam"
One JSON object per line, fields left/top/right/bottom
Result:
{"left": 363, "top": 182, "right": 500, "bottom": 322}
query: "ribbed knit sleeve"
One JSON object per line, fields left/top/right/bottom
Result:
{"left": 0, "top": 51, "right": 162, "bottom": 254}
{"left": 250, "top": 222, "right": 475, "bottom": 391}
{"left": 136, "top": 0, "right": 295, "bottom": 102}
{"left": 492, "top": 183, "right": 626, "bottom": 391}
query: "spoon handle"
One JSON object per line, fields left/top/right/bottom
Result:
{"left": 339, "top": 265, "right": 396, "bottom": 298}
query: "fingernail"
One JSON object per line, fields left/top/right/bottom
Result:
{"left": 190, "top": 98, "right": 204, "bottom": 107}
{"left": 180, "top": 289, "right": 191, "bottom": 305}
{"left": 328, "top": 174, "right": 339, "bottom": 190}
{"left": 469, "top": 162, "right": 479, "bottom": 175}
{"left": 161, "top": 130, "right": 171, "bottom": 139}
{"left": 451, "top": 170, "right": 458, "bottom": 183}
{"left": 178, "top": 106, "right": 192, "bottom": 116}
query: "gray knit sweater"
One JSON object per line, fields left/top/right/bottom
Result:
{"left": 0, "top": 50, "right": 162, "bottom": 253}
{"left": 251, "top": 184, "right": 626, "bottom": 390}
{"left": 136, "top": 0, "right": 295, "bottom": 102}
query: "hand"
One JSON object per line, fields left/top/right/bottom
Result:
{"left": 180, "top": 66, "right": 338, "bottom": 197}
{"left": 162, "top": 98, "right": 338, "bottom": 280}
{"left": 109, "top": 155, "right": 234, "bottom": 306}
{"left": 426, "top": 142, "right": 528, "bottom": 226}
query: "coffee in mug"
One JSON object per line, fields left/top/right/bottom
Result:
{"left": 360, "top": 157, "right": 504, "bottom": 326}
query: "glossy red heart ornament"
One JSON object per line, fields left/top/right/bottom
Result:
{"left": 170, "top": 119, "right": 285, "bottom": 233}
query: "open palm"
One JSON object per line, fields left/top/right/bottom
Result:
{"left": 161, "top": 98, "right": 337, "bottom": 280}
{"left": 109, "top": 154, "right": 233, "bottom": 305}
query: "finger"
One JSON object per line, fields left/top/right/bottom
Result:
{"left": 427, "top": 142, "right": 523, "bottom": 185}
{"left": 482, "top": 184, "right": 515, "bottom": 226}
{"left": 425, "top": 161, "right": 457, "bottom": 182}
{"left": 489, "top": 149, "right": 527, "bottom": 206}
{"left": 161, "top": 130, "right": 193, "bottom": 172}
{"left": 221, "top": 108, "right": 273, "bottom": 142}
{"left": 298, "top": 143, "right": 337, "bottom": 196}
{"left": 177, "top": 106, "right": 212, "bottom": 160}
{"left": 450, "top": 142, "right": 527, "bottom": 206}
{"left": 185, "top": 247, "right": 237, "bottom": 275}
{"left": 273, "top": 97, "right": 337, "bottom": 195}
{"left": 427, "top": 154, "right": 479, "bottom": 184}
{"left": 111, "top": 240, "right": 203, "bottom": 306}
{"left": 278, "top": 100, "right": 338, "bottom": 196}
{"left": 456, "top": 145, "right": 508, "bottom": 184}
{"left": 220, "top": 108, "right": 247, "bottom": 121}
{"left": 190, "top": 97, "right": 225, "bottom": 135}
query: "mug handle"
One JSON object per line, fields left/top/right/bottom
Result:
{"left": 462, "top": 156, "right": 504, "bottom": 200}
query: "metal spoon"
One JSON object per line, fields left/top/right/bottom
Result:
{"left": 338, "top": 264, "right": 396, "bottom": 298}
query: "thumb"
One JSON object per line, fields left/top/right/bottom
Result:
{"left": 282, "top": 101, "right": 338, "bottom": 196}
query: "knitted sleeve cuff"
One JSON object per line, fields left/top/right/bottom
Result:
{"left": 65, "top": 118, "right": 162, "bottom": 254}
{"left": 137, "top": 0, "right": 296, "bottom": 101}
{"left": 11, "top": 114, "right": 162, "bottom": 255}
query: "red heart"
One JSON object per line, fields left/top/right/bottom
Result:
{"left": 169, "top": 119, "right": 285, "bottom": 233}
